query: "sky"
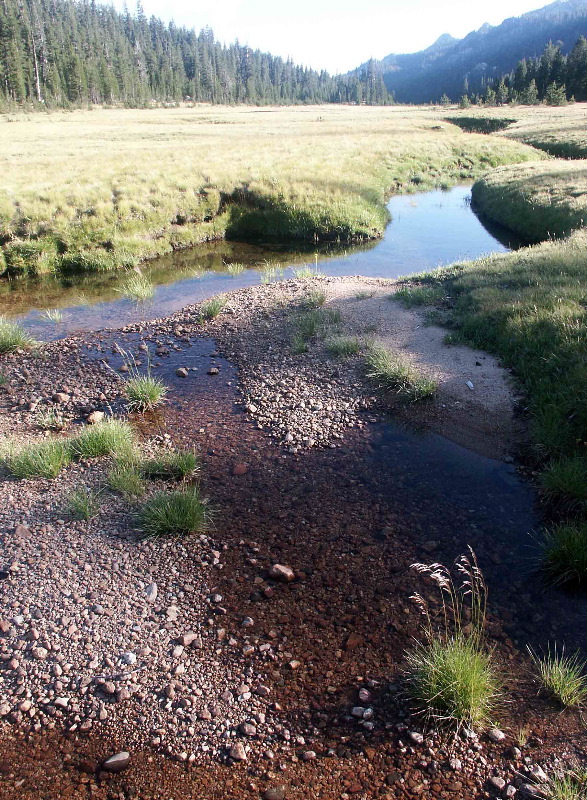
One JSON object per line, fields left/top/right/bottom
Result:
{"left": 111, "top": 0, "right": 555, "bottom": 73}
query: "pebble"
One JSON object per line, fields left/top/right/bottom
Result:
{"left": 269, "top": 564, "right": 295, "bottom": 582}
{"left": 487, "top": 727, "right": 506, "bottom": 743}
{"left": 229, "top": 742, "right": 247, "bottom": 761}
{"left": 264, "top": 787, "right": 287, "bottom": 800}
{"left": 145, "top": 582, "right": 158, "bottom": 602}
{"left": 176, "top": 368, "right": 188, "bottom": 378}
{"left": 102, "top": 752, "right": 131, "bottom": 773}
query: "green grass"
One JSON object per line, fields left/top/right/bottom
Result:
{"left": 394, "top": 285, "right": 447, "bottom": 308}
{"left": 0, "top": 317, "right": 37, "bottom": 354}
{"left": 301, "top": 289, "right": 326, "bottom": 308}
{"left": 292, "top": 265, "right": 325, "bottom": 279}
{"left": 225, "top": 262, "right": 245, "bottom": 275}
{"left": 407, "top": 550, "right": 498, "bottom": 728}
{"left": 138, "top": 487, "right": 210, "bottom": 539}
{"left": 355, "top": 290, "right": 375, "bottom": 300}
{"left": 140, "top": 449, "right": 199, "bottom": 481}
{"left": 530, "top": 646, "right": 587, "bottom": 708}
{"left": 199, "top": 296, "right": 226, "bottom": 321}
{"left": 67, "top": 487, "right": 100, "bottom": 520}
{"left": 292, "top": 306, "right": 341, "bottom": 352}
{"left": 118, "top": 272, "right": 155, "bottom": 302}
{"left": 365, "top": 342, "right": 437, "bottom": 401}
{"left": 107, "top": 462, "right": 145, "bottom": 499}
{"left": 542, "top": 522, "right": 587, "bottom": 588}
{"left": 0, "top": 106, "right": 540, "bottom": 277}
{"left": 124, "top": 372, "right": 168, "bottom": 412}
{"left": 40, "top": 308, "right": 64, "bottom": 323}
{"left": 35, "top": 409, "right": 66, "bottom": 431}
{"left": 540, "top": 457, "right": 587, "bottom": 509}
{"left": 326, "top": 336, "right": 361, "bottom": 357}
{"left": 548, "top": 769, "right": 587, "bottom": 800}
{"left": 5, "top": 439, "right": 71, "bottom": 479}
{"left": 70, "top": 419, "right": 135, "bottom": 459}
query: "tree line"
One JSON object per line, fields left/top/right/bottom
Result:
{"left": 454, "top": 36, "right": 587, "bottom": 107}
{"left": 0, "top": 0, "right": 393, "bottom": 108}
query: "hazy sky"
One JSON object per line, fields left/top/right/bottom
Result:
{"left": 112, "top": 0, "right": 553, "bottom": 73}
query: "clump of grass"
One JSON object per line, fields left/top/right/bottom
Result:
{"left": 5, "top": 439, "right": 71, "bottom": 479}
{"left": 40, "top": 308, "right": 64, "bottom": 323}
{"left": 260, "top": 264, "right": 284, "bottom": 284}
{"left": 70, "top": 419, "right": 135, "bottom": 459}
{"left": 35, "top": 408, "right": 66, "bottom": 431}
{"left": 327, "top": 336, "right": 361, "bottom": 357}
{"left": 292, "top": 306, "right": 341, "bottom": 352}
{"left": 540, "top": 457, "right": 587, "bottom": 509}
{"left": 301, "top": 289, "right": 326, "bottom": 308}
{"left": 199, "top": 296, "right": 225, "bottom": 321}
{"left": 125, "top": 372, "right": 167, "bottom": 412}
{"left": 292, "top": 264, "right": 324, "bottom": 279}
{"left": 365, "top": 343, "right": 437, "bottom": 401}
{"left": 118, "top": 272, "right": 155, "bottom": 302}
{"left": 548, "top": 768, "right": 587, "bottom": 800}
{"left": 225, "top": 262, "right": 245, "bottom": 275}
{"left": 0, "top": 317, "right": 37, "bottom": 354}
{"left": 141, "top": 448, "right": 199, "bottom": 480}
{"left": 394, "top": 285, "right": 446, "bottom": 308}
{"left": 529, "top": 645, "right": 587, "bottom": 708}
{"left": 355, "top": 290, "right": 375, "bottom": 300}
{"left": 138, "top": 487, "right": 210, "bottom": 538}
{"left": 108, "top": 461, "right": 145, "bottom": 499}
{"left": 406, "top": 549, "right": 499, "bottom": 728}
{"left": 68, "top": 487, "right": 100, "bottom": 520}
{"left": 542, "top": 521, "right": 587, "bottom": 588}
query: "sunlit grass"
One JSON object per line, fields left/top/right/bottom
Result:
{"left": 199, "top": 296, "right": 225, "bottom": 321}
{"left": 67, "top": 487, "right": 100, "bottom": 520}
{"left": 0, "top": 317, "right": 37, "bottom": 353}
{"left": 124, "top": 372, "right": 167, "bottom": 412}
{"left": 40, "top": 308, "right": 64, "bottom": 323}
{"left": 530, "top": 645, "right": 587, "bottom": 708}
{"left": 365, "top": 342, "right": 437, "bottom": 401}
{"left": 138, "top": 487, "right": 211, "bottom": 539}
{"left": 5, "top": 439, "right": 71, "bottom": 479}
{"left": 70, "top": 419, "right": 135, "bottom": 459}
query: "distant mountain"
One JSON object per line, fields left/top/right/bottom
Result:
{"left": 356, "top": 0, "right": 587, "bottom": 102}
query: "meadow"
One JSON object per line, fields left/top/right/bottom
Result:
{"left": 0, "top": 104, "right": 539, "bottom": 277}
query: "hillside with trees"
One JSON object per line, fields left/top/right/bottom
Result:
{"left": 0, "top": 0, "right": 392, "bottom": 108}
{"left": 359, "top": 0, "right": 587, "bottom": 103}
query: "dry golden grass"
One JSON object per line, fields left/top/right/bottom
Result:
{"left": 0, "top": 104, "right": 539, "bottom": 275}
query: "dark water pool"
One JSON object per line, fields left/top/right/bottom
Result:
{"left": 0, "top": 186, "right": 524, "bottom": 340}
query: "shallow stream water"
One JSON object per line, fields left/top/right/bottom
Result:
{"left": 0, "top": 186, "right": 523, "bottom": 341}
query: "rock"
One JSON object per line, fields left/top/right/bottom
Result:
{"left": 120, "top": 652, "right": 137, "bottom": 665}
{"left": 506, "top": 746, "right": 522, "bottom": 760}
{"left": 239, "top": 722, "right": 256, "bottom": 737}
{"left": 179, "top": 631, "right": 199, "bottom": 646}
{"left": 87, "top": 411, "right": 104, "bottom": 424}
{"left": 14, "top": 524, "right": 31, "bottom": 540}
{"left": 519, "top": 784, "right": 547, "bottom": 799}
{"left": 527, "top": 765, "right": 548, "bottom": 784}
{"left": 145, "top": 582, "right": 158, "bottom": 603}
{"left": 52, "top": 392, "right": 70, "bottom": 404}
{"left": 408, "top": 731, "right": 424, "bottom": 745}
{"left": 344, "top": 632, "right": 364, "bottom": 651}
{"left": 241, "top": 617, "right": 254, "bottom": 628}
{"left": 176, "top": 368, "right": 188, "bottom": 378}
{"left": 487, "top": 727, "right": 506, "bottom": 743}
{"left": 229, "top": 742, "right": 247, "bottom": 761}
{"left": 488, "top": 776, "right": 507, "bottom": 793}
{"left": 466, "top": 381, "right": 474, "bottom": 390}
{"left": 264, "top": 787, "right": 287, "bottom": 800}
{"left": 358, "top": 688, "right": 372, "bottom": 702}
{"left": 302, "top": 751, "right": 316, "bottom": 761}
{"left": 351, "top": 707, "right": 366, "bottom": 718}
{"left": 208, "top": 367, "right": 219, "bottom": 376}
{"left": 32, "top": 647, "right": 48, "bottom": 660}
{"left": 269, "top": 564, "right": 295, "bottom": 582}
{"left": 232, "top": 463, "right": 248, "bottom": 476}
{"left": 102, "top": 752, "right": 131, "bottom": 773}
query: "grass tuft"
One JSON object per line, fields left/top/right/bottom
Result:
{"left": 530, "top": 645, "right": 587, "bottom": 708}
{"left": 67, "top": 487, "right": 100, "bottom": 520}
{"left": 70, "top": 419, "right": 135, "bottom": 459}
{"left": 327, "top": 336, "right": 361, "bottom": 357}
{"left": 5, "top": 439, "right": 71, "bottom": 479}
{"left": 394, "top": 285, "right": 447, "bottom": 308}
{"left": 138, "top": 487, "right": 210, "bottom": 539}
{"left": 35, "top": 409, "right": 66, "bottom": 431}
{"left": 125, "top": 372, "right": 168, "bottom": 412}
{"left": 0, "top": 317, "right": 37, "bottom": 354}
{"left": 107, "top": 461, "right": 145, "bottom": 499}
{"left": 407, "top": 549, "right": 498, "bottom": 728}
{"left": 118, "top": 272, "right": 155, "bottom": 302}
{"left": 40, "top": 308, "right": 64, "bottom": 323}
{"left": 199, "top": 296, "right": 225, "bottom": 321}
{"left": 542, "top": 521, "right": 587, "bottom": 588}
{"left": 540, "top": 457, "right": 587, "bottom": 509}
{"left": 548, "top": 769, "right": 587, "bottom": 800}
{"left": 141, "top": 448, "right": 200, "bottom": 481}
{"left": 365, "top": 343, "right": 437, "bottom": 401}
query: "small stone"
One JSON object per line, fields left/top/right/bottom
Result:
{"left": 87, "top": 411, "right": 104, "bottom": 425}
{"left": 264, "top": 787, "right": 287, "bottom": 800}
{"left": 229, "top": 742, "right": 247, "bottom": 761}
{"left": 121, "top": 652, "right": 137, "bottom": 666}
{"left": 14, "top": 524, "right": 31, "bottom": 540}
{"left": 303, "top": 751, "right": 316, "bottom": 761}
{"left": 506, "top": 746, "right": 522, "bottom": 760}
{"left": 102, "top": 752, "right": 131, "bottom": 773}
{"left": 52, "top": 392, "right": 70, "bottom": 404}
{"left": 145, "top": 583, "right": 158, "bottom": 603}
{"left": 351, "top": 707, "right": 366, "bottom": 718}
{"left": 176, "top": 368, "right": 188, "bottom": 378}
{"left": 487, "top": 727, "right": 506, "bottom": 743}
{"left": 269, "top": 564, "right": 295, "bottom": 582}
{"left": 488, "top": 776, "right": 507, "bottom": 793}
{"left": 208, "top": 367, "right": 219, "bottom": 376}
{"left": 241, "top": 617, "right": 254, "bottom": 628}
{"left": 408, "top": 731, "right": 424, "bottom": 745}
{"left": 232, "top": 463, "right": 248, "bottom": 476}
{"left": 519, "top": 784, "right": 548, "bottom": 799}
{"left": 239, "top": 722, "right": 256, "bottom": 737}
{"left": 179, "top": 631, "right": 199, "bottom": 646}
{"left": 32, "top": 647, "right": 49, "bottom": 660}
{"left": 527, "top": 765, "right": 549, "bottom": 784}
{"left": 344, "top": 632, "right": 364, "bottom": 651}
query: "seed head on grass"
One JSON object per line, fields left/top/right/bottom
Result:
{"left": 6, "top": 439, "right": 71, "bottom": 479}
{"left": 407, "top": 549, "right": 499, "bottom": 728}
{"left": 542, "top": 521, "right": 587, "bottom": 588}
{"left": 199, "top": 296, "right": 225, "bottom": 321}
{"left": 67, "top": 488, "right": 100, "bottom": 520}
{"left": 0, "top": 317, "right": 37, "bottom": 354}
{"left": 365, "top": 343, "right": 437, "bottom": 401}
{"left": 138, "top": 487, "right": 210, "bottom": 539}
{"left": 70, "top": 419, "right": 135, "bottom": 459}
{"left": 529, "top": 645, "right": 587, "bottom": 708}
{"left": 141, "top": 449, "right": 199, "bottom": 481}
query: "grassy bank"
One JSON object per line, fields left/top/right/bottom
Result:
{"left": 395, "top": 230, "right": 587, "bottom": 492}
{"left": 0, "top": 105, "right": 539, "bottom": 277}
{"left": 472, "top": 160, "right": 587, "bottom": 241}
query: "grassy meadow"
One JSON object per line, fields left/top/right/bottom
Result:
{"left": 0, "top": 104, "right": 540, "bottom": 277}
